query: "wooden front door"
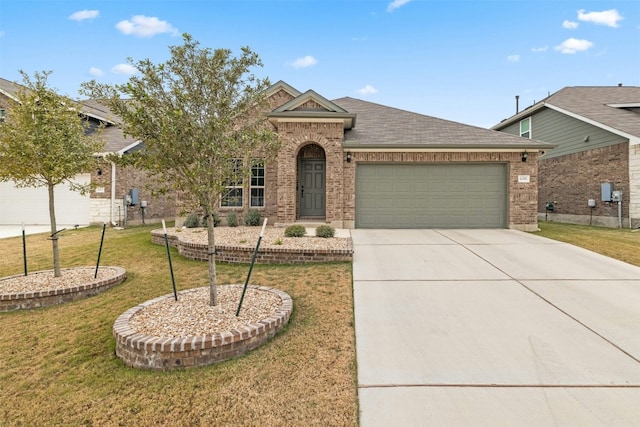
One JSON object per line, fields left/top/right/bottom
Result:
{"left": 299, "top": 159, "right": 326, "bottom": 217}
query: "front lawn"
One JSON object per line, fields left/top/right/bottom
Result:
{"left": 534, "top": 221, "right": 640, "bottom": 267}
{"left": 0, "top": 224, "right": 357, "bottom": 426}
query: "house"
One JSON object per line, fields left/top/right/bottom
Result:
{"left": 209, "top": 81, "right": 553, "bottom": 231}
{"left": 491, "top": 85, "right": 640, "bottom": 228}
{"left": 0, "top": 77, "right": 174, "bottom": 228}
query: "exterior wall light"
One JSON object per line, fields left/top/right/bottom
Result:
{"left": 346, "top": 151, "right": 352, "bottom": 163}
{"left": 521, "top": 151, "right": 528, "bottom": 162}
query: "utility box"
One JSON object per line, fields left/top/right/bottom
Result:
{"left": 129, "top": 188, "right": 139, "bottom": 206}
{"left": 612, "top": 190, "right": 623, "bottom": 202}
{"left": 588, "top": 199, "right": 596, "bottom": 207}
{"left": 601, "top": 183, "right": 613, "bottom": 201}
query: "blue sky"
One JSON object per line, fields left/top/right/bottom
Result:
{"left": 1, "top": 0, "right": 638, "bottom": 127}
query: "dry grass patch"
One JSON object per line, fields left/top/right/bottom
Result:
{"left": 534, "top": 221, "right": 640, "bottom": 267}
{"left": 0, "top": 225, "right": 357, "bottom": 426}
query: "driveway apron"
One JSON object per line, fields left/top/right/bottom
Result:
{"left": 352, "top": 229, "right": 640, "bottom": 426}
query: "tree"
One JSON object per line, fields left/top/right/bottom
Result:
{"left": 0, "top": 71, "right": 104, "bottom": 277}
{"left": 81, "top": 34, "right": 281, "bottom": 305}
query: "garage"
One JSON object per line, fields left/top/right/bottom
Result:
{"left": 0, "top": 174, "right": 91, "bottom": 226}
{"left": 355, "top": 164, "right": 507, "bottom": 228}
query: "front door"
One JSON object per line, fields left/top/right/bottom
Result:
{"left": 299, "top": 159, "right": 326, "bottom": 217}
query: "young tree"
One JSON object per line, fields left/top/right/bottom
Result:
{"left": 0, "top": 71, "right": 104, "bottom": 277}
{"left": 81, "top": 34, "right": 281, "bottom": 305}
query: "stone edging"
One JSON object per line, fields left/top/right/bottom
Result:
{"left": 0, "top": 266, "right": 127, "bottom": 312}
{"left": 113, "top": 285, "right": 293, "bottom": 370}
{"left": 151, "top": 230, "right": 353, "bottom": 264}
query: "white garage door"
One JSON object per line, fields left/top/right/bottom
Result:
{"left": 0, "top": 174, "right": 91, "bottom": 226}
{"left": 356, "top": 164, "right": 507, "bottom": 228}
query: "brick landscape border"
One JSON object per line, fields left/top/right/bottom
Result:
{"left": 113, "top": 285, "right": 293, "bottom": 370}
{"left": 150, "top": 230, "right": 353, "bottom": 264}
{"left": 0, "top": 266, "right": 127, "bottom": 312}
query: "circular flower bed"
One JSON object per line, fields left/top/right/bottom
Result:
{"left": 0, "top": 266, "right": 127, "bottom": 311}
{"left": 113, "top": 284, "right": 293, "bottom": 370}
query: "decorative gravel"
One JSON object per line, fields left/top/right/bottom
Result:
{"left": 127, "top": 285, "right": 282, "bottom": 338}
{"left": 173, "top": 226, "right": 350, "bottom": 250}
{"left": 0, "top": 267, "right": 120, "bottom": 295}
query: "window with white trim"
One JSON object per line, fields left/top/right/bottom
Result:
{"left": 221, "top": 159, "right": 243, "bottom": 207}
{"left": 250, "top": 160, "right": 265, "bottom": 208}
{"left": 520, "top": 117, "right": 531, "bottom": 138}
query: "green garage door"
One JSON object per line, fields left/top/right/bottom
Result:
{"left": 356, "top": 164, "right": 507, "bottom": 228}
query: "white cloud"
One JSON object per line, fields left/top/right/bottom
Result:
{"left": 387, "top": 0, "right": 412, "bottom": 12}
{"left": 357, "top": 85, "right": 378, "bottom": 95}
{"left": 563, "top": 20, "right": 579, "bottom": 29}
{"left": 69, "top": 10, "right": 99, "bottom": 21}
{"left": 116, "top": 15, "right": 178, "bottom": 37}
{"left": 507, "top": 54, "right": 520, "bottom": 63}
{"left": 111, "top": 64, "right": 137, "bottom": 75}
{"left": 288, "top": 55, "right": 317, "bottom": 69}
{"left": 577, "top": 9, "right": 623, "bottom": 28}
{"left": 532, "top": 46, "right": 548, "bottom": 53}
{"left": 555, "top": 38, "right": 594, "bottom": 54}
{"left": 89, "top": 67, "right": 104, "bottom": 76}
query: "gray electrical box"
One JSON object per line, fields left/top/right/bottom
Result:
{"left": 129, "top": 188, "right": 139, "bottom": 206}
{"left": 601, "top": 183, "right": 613, "bottom": 201}
{"left": 612, "top": 190, "right": 623, "bottom": 202}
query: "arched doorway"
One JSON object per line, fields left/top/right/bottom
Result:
{"left": 297, "top": 144, "right": 326, "bottom": 219}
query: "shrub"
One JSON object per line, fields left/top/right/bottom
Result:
{"left": 285, "top": 225, "right": 306, "bottom": 238}
{"left": 183, "top": 214, "right": 200, "bottom": 228}
{"left": 273, "top": 238, "right": 283, "bottom": 245}
{"left": 201, "top": 212, "right": 221, "bottom": 227}
{"left": 244, "top": 209, "right": 261, "bottom": 226}
{"left": 316, "top": 225, "right": 335, "bottom": 238}
{"left": 226, "top": 212, "right": 238, "bottom": 227}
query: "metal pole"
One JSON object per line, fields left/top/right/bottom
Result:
{"left": 94, "top": 223, "right": 106, "bottom": 279}
{"left": 22, "top": 222, "right": 27, "bottom": 276}
{"left": 236, "top": 218, "right": 268, "bottom": 316}
{"left": 163, "top": 220, "right": 178, "bottom": 301}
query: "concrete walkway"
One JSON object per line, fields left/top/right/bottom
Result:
{"left": 352, "top": 229, "right": 640, "bottom": 426}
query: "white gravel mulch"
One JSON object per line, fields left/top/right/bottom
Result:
{"left": 0, "top": 267, "right": 120, "bottom": 295}
{"left": 128, "top": 285, "right": 282, "bottom": 338}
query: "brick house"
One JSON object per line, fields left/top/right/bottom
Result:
{"left": 212, "top": 81, "right": 552, "bottom": 231}
{"left": 0, "top": 77, "right": 174, "bottom": 227}
{"left": 491, "top": 86, "right": 640, "bottom": 228}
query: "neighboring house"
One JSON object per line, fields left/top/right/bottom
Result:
{"left": 0, "top": 77, "right": 174, "bottom": 228}
{"left": 208, "top": 81, "right": 552, "bottom": 231}
{"left": 491, "top": 85, "right": 640, "bottom": 228}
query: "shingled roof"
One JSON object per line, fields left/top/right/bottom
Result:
{"left": 333, "top": 97, "right": 552, "bottom": 150}
{"left": 492, "top": 86, "right": 640, "bottom": 142}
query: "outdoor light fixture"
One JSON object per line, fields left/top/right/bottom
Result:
{"left": 346, "top": 151, "right": 352, "bottom": 163}
{"left": 521, "top": 151, "right": 528, "bottom": 162}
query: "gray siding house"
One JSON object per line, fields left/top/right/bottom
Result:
{"left": 492, "top": 86, "right": 640, "bottom": 227}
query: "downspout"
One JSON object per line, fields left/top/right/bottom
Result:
{"left": 110, "top": 161, "right": 117, "bottom": 226}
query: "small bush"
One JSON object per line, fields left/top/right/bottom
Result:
{"left": 273, "top": 238, "right": 283, "bottom": 245}
{"left": 183, "top": 214, "right": 200, "bottom": 228}
{"left": 245, "top": 209, "right": 261, "bottom": 226}
{"left": 201, "top": 212, "right": 221, "bottom": 228}
{"left": 285, "top": 225, "right": 306, "bottom": 238}
{"left": 226, "top": 212, "right": 238, "bottom": 227}
{"left": 316, "top": 225, "right": 335, "bottom": 238}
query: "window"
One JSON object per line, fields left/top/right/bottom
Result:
{"left": 250, "top": 161, "right": 265, "bottom": 207}
{"left": 0, "top": 109, "right": 5, "bottom": 123}
{"left": 519, "top": 117, "right": 531, "bottom": 138}
{"left": 221, "top": 159, "right": 243, "bottom": 207}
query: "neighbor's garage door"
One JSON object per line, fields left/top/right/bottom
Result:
{"left": 356, "top": 164, "right": 507, "bottom": 228}
{"left": 0, "top": 174, "right": 91, "bottom": 226}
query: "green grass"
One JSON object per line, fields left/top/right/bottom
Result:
{"left": 533, "top": 221, "right": 640, "bottom": 267}
{"left": 0, "top": 225, "right": 357, "bottom": 426}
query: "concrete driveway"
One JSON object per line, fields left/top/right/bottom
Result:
{"left": 352, "top": 229, "right": 640, "bottom": 426}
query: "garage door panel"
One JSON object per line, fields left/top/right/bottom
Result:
{"left": 356, "top": 164, "right": 507, "bottom": 229}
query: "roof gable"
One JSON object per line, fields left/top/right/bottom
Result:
{"left": 268, "top": 88, "right": 356, "bottom": 129}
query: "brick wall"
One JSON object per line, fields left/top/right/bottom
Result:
{"left": 538, "top": 142, "right": 628, "bottom": 226}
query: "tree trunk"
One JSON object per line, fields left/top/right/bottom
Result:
{"left": 48, "top": 184, "right": 61, "bottom": 277}
{"left": 206, "top": 211, "right": 217, "bottom": 306}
